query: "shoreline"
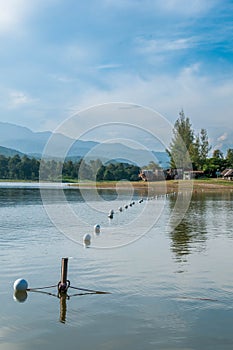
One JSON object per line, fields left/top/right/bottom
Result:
{"left": 0, "top": 179, "right": 233, "bottom": 193}
{"left": 68, "top": 179, "right": 233, "bottom": 193}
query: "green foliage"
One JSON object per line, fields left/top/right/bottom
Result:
{"left": 96, "top": 162, "right": 140, "bottom": 181}
{"left": 167, "top": 110, "right": 210, "bottom": 171}
{"left": 168, "top": 110, "right": 194, "bottom": 169}
{"left": 142, "top": 161, "right": 161, "bottom": 171}
{"left": 0, "top": 154, "right": 40, "bottom": 180}
{"left": 203, "top": 149, "right": 227, "bottom": 177}
{"left": 0, "top": 155, "right": 140, "bottom": 182}
{"left": 226, "top": 149, "right": 233, "bottom": 167}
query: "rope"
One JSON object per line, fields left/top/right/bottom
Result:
{"left": 28, "top": 289, "right": 58, "bottom": 298}
{"left": 57, "top": 280, "right": 70, "bottom": 293}
{"left": 69, "top": 285, "right": 110, "bottom": 294}
{"left": 26, "top": 283, "right": 110, "bottom": 296}
{"left": 27, "top": 284, "right": 57, "bottom": 291}
{"left": 69, "top": 292, "right": 100, "bottom": 297}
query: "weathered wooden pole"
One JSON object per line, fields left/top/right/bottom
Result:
{"left": 61, "top": 258, "right": 68, "bottom": 285}
{"left": 58, "top": 257, "right": 69, "bottom": 293}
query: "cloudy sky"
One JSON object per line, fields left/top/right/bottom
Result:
{"left": 0, "top": 0, "right": 232, "bottom": 148}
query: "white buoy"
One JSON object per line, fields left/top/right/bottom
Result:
{"left": 13, "top": 278, "right": 28, "bottom": 292}
{"left": 94, "top": 224, "right": 100, "bottom": 234}
{"left": 83, "top": 233, "right": 91, "bottom": 246}
{"left": 124, "top": 204, "right": 128, "bottom": 209}
{"left": 118, "top": 206, "right": 123, "bottom": 212}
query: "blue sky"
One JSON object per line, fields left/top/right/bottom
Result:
{"left": 0, "top": 0, "right": 233, "bottom": 149}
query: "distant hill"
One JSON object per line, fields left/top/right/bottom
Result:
{"left": 0, "top": 121, "right": 169, "bottom": 167}
{"left": 0, "top": 145, "right": 25, "bottom": 157}
{"left": 0, "top": 121, "right": 99, "bottom": 157}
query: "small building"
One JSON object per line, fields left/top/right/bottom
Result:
{"left": 183, "top": 170, "right": 204, "bottom": 180}
{"left": 221, "top": 169, "right": 233, "bottom": 181}
{"left": 139, "top": 169, "right": 165, "bottom": 181}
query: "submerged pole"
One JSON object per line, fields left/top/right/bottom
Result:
{"left": 59, "top": 294, "right": 67, "bottom": 324}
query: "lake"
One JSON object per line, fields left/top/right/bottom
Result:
{"left": 0, "top": 183, "right": 233, "bottom": 350}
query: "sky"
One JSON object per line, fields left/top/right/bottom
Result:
{"left": 0, "top": 0, "right": 233, "bottom": 149}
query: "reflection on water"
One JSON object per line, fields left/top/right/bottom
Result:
{"left": 169, "top": 194, "right": 208, "bottom": 262}
{"left": 0, "top": 185, "right": 233, "bottom": 349}
{"left": 59, "top": 294, "right": 67, "bottom": 324}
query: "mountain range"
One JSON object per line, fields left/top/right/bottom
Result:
{"left": 0, "top": 122, "right": 170, "bottom": 168}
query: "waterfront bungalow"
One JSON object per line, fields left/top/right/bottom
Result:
{"left": 221, "top": 169, "right": 233, "bottom": 180}
{"left": 183, "top": 170, "right": 204, "bottom": 180}
{"left": 139, "top": 169, "right": 166, "bottom": 181}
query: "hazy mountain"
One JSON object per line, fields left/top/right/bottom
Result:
{"left": 0, "top": 145, "right": 25, "bottom": 157}
{"left": 0, "top": 121, "right": 169, "bottom": 167}
{"left": 0, "top": 122, "right": 50, "bottom": 154}
{"left": 0, "top": 121, "right": 99, "bottom": 157}
{"left": 81, "top": 142, "right": 170, "bottom": 168}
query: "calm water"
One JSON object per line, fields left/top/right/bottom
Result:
{"left": 0, "top": 184, "right": 233, "bottom": 350}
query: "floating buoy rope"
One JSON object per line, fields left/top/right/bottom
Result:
{"left": 13, "top": 258, "right": 110, "bottom": 302}
{"left": 27, "top": 284, "right": 57, "bottom": 291}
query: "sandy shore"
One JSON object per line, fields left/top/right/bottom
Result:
{"left": 68, "top": 179, "right": 233, "bottom": 194}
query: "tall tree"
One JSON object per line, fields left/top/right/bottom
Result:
{"left": 199, "top": 128, "right": 211, "bottom": 166}
{"left": 191, "top": 128, "right": 211, "bottom": 170}
{"left": 167, "top": 110, "right": 193, "bottom": 169}
{"left": 226, "top": 148, "right": 233, "bottom": 167}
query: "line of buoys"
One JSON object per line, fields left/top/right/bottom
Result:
{"left": 83, "top": 193, "right": 178, "bottom": 248}
{"left": 81, "top": 192, "right": 179, "bottom": 248}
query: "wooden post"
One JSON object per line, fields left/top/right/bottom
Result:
{"left": 61, "top": 257, "right": 68, "bottom": 285}
{"left": 58, "top": 258, "right": 69, "bottom": 322}
{"left": 58, "top": 257, "right": 69, "bottom": 293}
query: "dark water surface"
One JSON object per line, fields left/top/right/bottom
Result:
{"left": 0, "top": 184, "right": 233, "bottom": 350}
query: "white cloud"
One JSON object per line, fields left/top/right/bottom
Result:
{"left": 68, "top": 64, "right": 233, "bottom": 133}
{"left": 9, "top": 90, "right": 37, "bottom": 107}
{"left": 135, "top": 37, "right": 196, "bottom": 54}
{"left": 95, "top": 63, "right": 122, "bottom": 70}
{"left": 217, "top": 133, "right": 228, "bottom": 142}
{"left": 50, "top": 74, "right": 74, "bottom": 83}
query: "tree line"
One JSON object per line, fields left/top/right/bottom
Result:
{"left": 0, "top": 154, "right": 141, "bottom": 181}
{"left": 167, "top": 110, "right": 233, "bottom": 176}
{"left": 0, "top": 111, "right": 232, "bottom": 181}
